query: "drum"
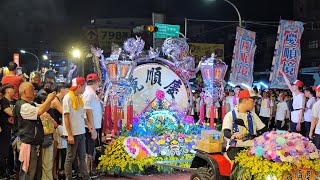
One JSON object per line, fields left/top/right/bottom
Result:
{"left": 131, "top": 62, "right": 191, "bottom": 114}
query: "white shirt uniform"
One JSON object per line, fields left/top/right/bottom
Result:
{"left": 259, "top": 98, "right": 274, "bottom": 118}
{"left": 304, "top": 97, "right": 316, "bottom": 122}
{"left": 226, "top": 96, "right": 239, "bottom": 112}
{"left": 313, "top": 100, "right": 320, "bottom": 135}
{"left": 291, "top": 92, "right": 305, "bottom": 123}
{"left": 62, "top": 93, "right": 86, "bottom": 136}
{"left": 275, "top": 101, "right": 288, "bottom": 121}
{"left": 312, "top": 100, "right": 320, "bottom": 118}
{"left": 83, "top": 87, "right": 103, "bottom": 129}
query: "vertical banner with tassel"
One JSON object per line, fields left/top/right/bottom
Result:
{"left": 230, "top": 27, "right": 256, "bottom": 87}
{"left": 269, "top": 20, "right": 304, "bottom": 89}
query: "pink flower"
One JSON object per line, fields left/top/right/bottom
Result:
{"left": 184, "top": 116, "right": 194, "bottom": 124}
{"left": 249, "top": 130, "right": 320, "bottom": 162}
{"left": 155, "top": 90, "right": 165, "bottom": 100}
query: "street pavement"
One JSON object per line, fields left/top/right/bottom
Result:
{"left": 99, "top": 172, "right": 191, "bottom": 180}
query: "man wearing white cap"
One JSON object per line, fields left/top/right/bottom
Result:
{"left": 280, "top": 69, "right": 306, "bottom": 133}
{"left": 62, "top": 77, "right": 90, "bottom": 180}
{"left": 309, "top": 85, "right": 320, "bottom": 149}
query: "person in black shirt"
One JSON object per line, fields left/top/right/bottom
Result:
{"left": 0, "top": 84, "right": 16, "bottom": 178}
{"left": 48, "top": 82, "right": 70, "bottom": 179}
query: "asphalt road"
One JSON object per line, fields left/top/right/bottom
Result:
{"left": 99, "top": 172, "right": 191, "bottom": 180}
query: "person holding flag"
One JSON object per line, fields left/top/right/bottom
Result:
{"left": 279, "top": 68, "right": 305, "bottom": 133}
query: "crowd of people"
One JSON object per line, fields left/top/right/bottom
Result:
{"left": 192, "top": 71, "right": 320, "bottom": 150}
{"left": 0, "top": 62, "right": 102, "bottom": 180}
{"left": 1, "top": 60, "right": 320, "bottom": 180}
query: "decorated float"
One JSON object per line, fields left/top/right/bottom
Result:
{"left": 89, "top": 36, "right": 228, "bottom": 174}
{"left": 89, "top": 36, "right": 320, "bottom": 180}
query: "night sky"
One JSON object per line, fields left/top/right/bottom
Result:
{"left": 0, "top": 0, "right": 293, "bottom": 67}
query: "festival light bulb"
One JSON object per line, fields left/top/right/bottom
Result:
{"left": 260, "top": 81, "right": 268, "bottom": 89}
{"left": 228, "top": 82, "right": 235, "bottom": 87}
{"left": 241, "top": 83, "right": 251, "bottom": 89}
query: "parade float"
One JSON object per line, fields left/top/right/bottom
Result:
{"left": 89, "top": 36, "right": 228, "bottom": 175}
{"left": 89, "top": 36, "right": 320, "bottom": 180}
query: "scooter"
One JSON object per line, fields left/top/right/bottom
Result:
{"left": 189, "top": 119, "right": 255, "bottom": 180}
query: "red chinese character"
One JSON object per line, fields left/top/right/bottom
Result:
{"left": 241, "top": 41, "right": 250, "bottom": 53}
{"left": 237, "top": 66, "right": 250, "bottom": 77}
{"left": 240, "top": 53, "right": 249, "bottom": 63}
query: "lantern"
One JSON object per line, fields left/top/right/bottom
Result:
{"left": 200, "top": 53, "right": 228, "bottom": 85}
{"left": 199, "top": 53, "right": 228, "bottom": 128}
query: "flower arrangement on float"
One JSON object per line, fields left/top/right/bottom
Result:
{"left": 232, "top": 131, "right": 320, "bottom": 180}
{"left": 98, "top": 90, "right": 212, "bottom": 175}
{"left": 98, "top": 136, "right": 195, "bottom": 174}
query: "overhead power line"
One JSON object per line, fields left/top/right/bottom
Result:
{"left": 190, "top": 23, "right": 238, "bottom": 37}
{"left": 187, "top": 18, "right": 320, "bottom": 30}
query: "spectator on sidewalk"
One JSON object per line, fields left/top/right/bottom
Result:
{"left": 1, "top": 62, "right": 24, "bottom": 100}
{"left": 48, "top": 82, "right": 70, "bottom": 179}
{"left": 62, "top": 77, "right": 90, "bottom": 180}
{"left": 0, "top": 84, "right": 16, "bottom": 179}
{"left": 15, "top": 82, "right": 56, "bottom": 180}
{"left": 83, "top": 74, "right": 102, "bottom": 177}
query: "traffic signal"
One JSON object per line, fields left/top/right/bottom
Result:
{"left": 133, "top": 25, "right": 158, "bottom": 33}
{"left": 145, "top": 25, "right": 158, "bottom": 33}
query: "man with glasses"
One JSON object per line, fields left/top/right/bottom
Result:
{"left": 15, "top": 82, "right": 56, "bottom": 180}
{"left": 222, "top": 89, "right": 267, "bottom": 161}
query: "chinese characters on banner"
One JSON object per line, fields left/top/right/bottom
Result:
{"left": 269, "top": 20, "right": 304, "bottom": 89}
{"left": 230, "top": 27, "right": 256, "bottom": 86}
{"left": 130, "top": 64, "right": 189, "bottom": 114}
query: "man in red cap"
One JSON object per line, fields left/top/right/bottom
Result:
{"left": 280, "top": 69, "right": 306, "bottom": 133}
{"left": 222, "top": 89, "right": 267, "bottom": 161}
{"left": 82, "top": 73, "right": 102, "bottom": 177}
{"left": 309, "top": 85, "right": 320, "bottom": 149}
{"left": 62, "top": 77, "right": 90, "bottom": 180}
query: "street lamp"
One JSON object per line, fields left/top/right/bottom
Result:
{"left": 208, "top": 0, "right": 242, "bottom": 27}
{"left": 20, "top": 49, "right": 40, "bottom": 71}
{"left": 72, "top": 49, "right": 81, "bottom": 59}
{"left": 71, "top": 48, "right": 83, "bottom": 76}
{"left": 42, "top": 55, "right": 48, "bottom": 60}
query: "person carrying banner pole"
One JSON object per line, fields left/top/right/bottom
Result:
{"left": 279, "top": 69, "right": 305, "bottom": 134}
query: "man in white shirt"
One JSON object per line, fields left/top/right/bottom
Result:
{"left": 222, "top": 89, "right": 267, "bottom": 160}
{"left": 275, "top": 93, "right": 288, "bottom": 130}
{"left": 226, "top": 85, "right": 241, "bottom": 112}
{"left": 63, "top": 77, "right": 90, "bottom": 180}
{"left": 280, "top": 69, "right": 306, "bottom": 133}
{"left": 82, "top": 73, "right": 102, "bottom": 176}
{"left": 309, "top": 85, "right": 320, "bottom": 148}
{"left": 15, "top": 82, "right": 56, "bottom": 180}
